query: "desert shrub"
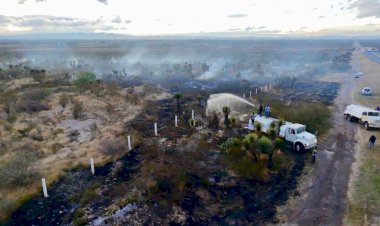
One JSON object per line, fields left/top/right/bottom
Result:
{"left": 220, "top": 137, "right": 242, "bottom": 151}
{"left": 125, "top": 93, "right": 141, "bottom": 104}
{"left": 4, "top": 122, "right": 13, "bottom": 131}
{"left": 268, "top": 128, "right": 277, "bottom": 139}
{"left": 258, "top": 136, "right": 272, "bottom": 154}
{"left": 234, "top": 158, "right": 269, "bottom": 181}
{"left": 73, "top": 209, "right": 87, "bottom": 226}
{"left": 29, "top": 128, "right": 43, "bottom": 141}
{"left": 105, "top": 103, "right": 115, "bottom": 113}
{"left": 31, "top": 69, "right": 46, "bottom": 83}
{"left": 51, "top": 143, "right": 64, "bottom": 153}
{"left": 275, "top": 138, "right": 284, "bottom": 150}
{"left": 80, "top": 186, "right": 99, "bottom": 206}
{"left": 0, "top": 152, "right": 40, "bottom": 187}
{"left": 6, "top": 109, "right": 17, "bottom": 123}
{"left": 23, "top": 88, "right": 50, "bottom": 101}
{"left": 74, "top": 71, "right": 97, "bottom": 91}
{"left": 100, "top": 137, "right": 127, "bottom": 156}
{"left": 242, "top": 133, "right": 258, "bottom": 150}
{"left": 59, "top": 94, "right": 69, "bottom": 108}
{"left": 16, "top": 101, "right": 49, "bottom": 113}
{"left": 271, "top": 151, "right": 291, "bottom": 172}
{"left": 72, "top": 100, "right": 84, "bottom": 119}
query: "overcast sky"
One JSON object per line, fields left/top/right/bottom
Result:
{"left": 0, "top": 0, "right": 379, "bottom": 36}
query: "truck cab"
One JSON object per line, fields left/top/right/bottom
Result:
{"left": 283, "top": 124, "right": 317, "bottom": 152}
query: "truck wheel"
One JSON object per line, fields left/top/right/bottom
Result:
{"left": 364, "top": 122, "right": 369, "bottom": 130}
{"left": 295, "top": 143, "right": 304, "bottom": 152}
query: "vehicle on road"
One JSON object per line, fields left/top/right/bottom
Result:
{"left": 361, "top": 87, "right": 372, "bottom": 96}
{"left": 353, "top": 72, "right": 363, "bottom": 78}
{"left": 247, "top": 115, "right": 318, "bottom": 152}
{"left": 344, "top": 104, "right": 380, "bottom": 129}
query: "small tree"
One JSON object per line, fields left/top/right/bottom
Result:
{"left": 222, "top": 106, "right": 231, "bottom": 126}
{"left": 73, "top": 100, "right": 84, "bottom": 119}
{"left": 59, "top": 94, "right": 69, "bottom": 108}
{"left": 258, "top": 136, "right": 272, "bottom": 154}
{"left": 174, "top": 93, "right": 182, "bottom": 112}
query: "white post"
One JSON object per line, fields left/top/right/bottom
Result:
{"left": 260, "top": 86, "right": 263, "bottom": 92}
{"left": 192, "top": 110, "right": 194, "bottom": 120}
{"left": 42, "top": 178, "right": 48, "bottom": 197}
{"left": 175, "top": 115, "right": 178, "bottom": 127}
{"left": 154, "top": 123, "right": 158, "bottom": 136}
{"left": 256, "top": 88, "right": 258, "bottom": 94}
{"left": 243, "top": 93, "right": 245, "bottom": 99}
{"left": 127, "top": 135, "right": 132, "bottom": 150}
{"left": 249, "top": 91, "right": 252, "bottom": 98}
{"left": 90, "top": 158, "right": 95, "bottom": 174}
{"left": 270, "top": 83, "right": 272, "bottom": 89}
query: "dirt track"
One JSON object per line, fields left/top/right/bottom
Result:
{"left": 278, "top": 60, "right": 358, "bottom": 224}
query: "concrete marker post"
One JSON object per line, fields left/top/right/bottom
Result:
{"left": 249, "top": 91, "right": 252, "bottom": 98}
{"left": 192, "top": 110, "right": 195, "bottom": 120}
{"left": 128, "top": 135, "right": 132, "bottom": 150}
{"left": 90, "top": 158, "right": 95, "bottom": 175}
{"left": 256, "top": 88, "right": 258, "bottom": 94}
{"left": 154, "top": 123, "right": 158, "bottom": 136}
{"left": 175, "top": 115, "right": 178, "bottom": 127}
{"left": 42, "top": 178, "right": 48, "bottom": 197}
{"left": 243, "top": 93, "right": 246, "bottom": 99}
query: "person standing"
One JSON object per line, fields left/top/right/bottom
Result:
{"left": 265, "top": 105, "right": 271, "bottom": 118}
{"left": 369, "top": 135, "right": 376, "bottom": 149}
{"left": 312, "top": 148, "right": 317, "bottom": 163}
{"left": 258, "top": 104, "right": 264, "bottom": 116}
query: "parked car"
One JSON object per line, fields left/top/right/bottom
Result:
{"left": 362, "top": 87, "right": 372, "bottom": 96}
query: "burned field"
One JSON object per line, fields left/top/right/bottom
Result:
{"left": 7, "top": 89, "right": 313, "bottom": 225}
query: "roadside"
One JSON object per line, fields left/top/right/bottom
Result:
{"left": 276, "top": 53, "right": 358, "bottom": 224}
{"left": 345, "top": 48, "right": 380, "bottom": 225}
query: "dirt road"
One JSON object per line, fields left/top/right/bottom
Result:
{"left": 278, "top": 60, "right": 358, "bottom": 225}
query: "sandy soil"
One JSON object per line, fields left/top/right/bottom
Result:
{"left": 277, "top": 50, "right": 358, "bottom": 225}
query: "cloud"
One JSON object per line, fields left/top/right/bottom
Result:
{"left": 349, "top": 0, "right": 380, "bottom": 18}
{"left": 125, "top": 20, "right": 132, "bottom": 24}
{"left": 227, "top": 14, "right": 247, "bottom": 18}
{"left": 97, "top": 0, "right": 108, "bottom": 5}
{"left": 244, "top": 26, "right": 266, "bottom": 32}
{"left": 112, "top": 16, "right": 121, "bottom": 23}
{"left": 319, "top": 16, "right": 326, "bottom": 18}
{"left": 0, "top": 15, "right": 116, "bottom": 33}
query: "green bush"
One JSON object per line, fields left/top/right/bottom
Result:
{"left": 74, "top": 71, "right": 97, "bottom": 91}
{"left": 275, "top": 138, "right": 284, "bottom": 150}
{"left": 230, "top": 116, "right": 237, "bottom": 127}
{"left": 258, "top": 136, "right": 272, "bottom": 154}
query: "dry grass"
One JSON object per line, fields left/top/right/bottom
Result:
{"left": 345, "top": 50, "right": 380, "bottom": 225}
{"left": 0, "top": 80, "right": 170, "bottom": 221}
